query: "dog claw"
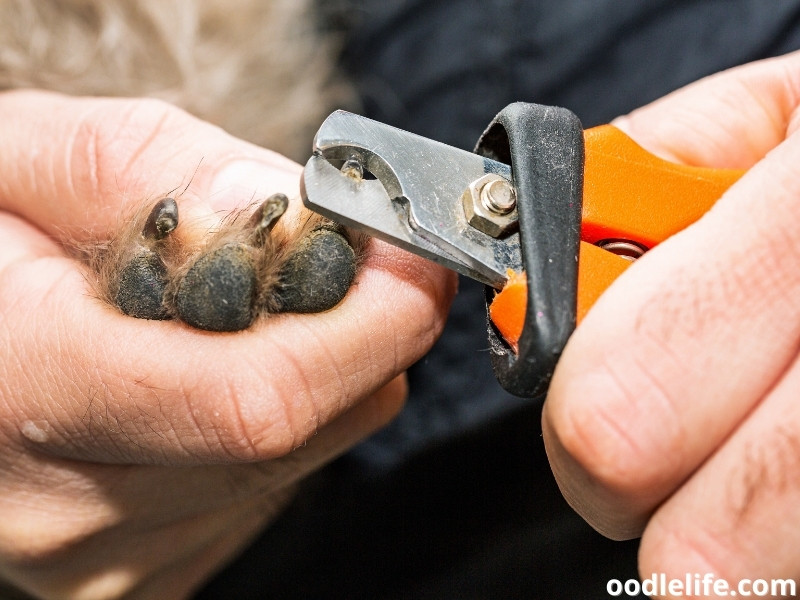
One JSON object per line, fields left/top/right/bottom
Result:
{"left": 248, "top": 193, "right": 289, "bottom": 243}
{"left": 142, "top": 197, "right": 179, "bottom": 240}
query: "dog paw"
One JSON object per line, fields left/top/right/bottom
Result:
{"left": 80, "top": 193, "right": 361, "bottom": 331}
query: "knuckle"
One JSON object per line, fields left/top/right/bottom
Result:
{"left": 178, "top": 355, "right": 306, "bottom": 462}
{"left": 551, "top": 388, "right": 645, "bottom": 496}
{"left": 640, "top": 519, "right": 733, "bottom": 585}
{"left": 727, "top": 424, "right": 800, "bottom": 524}
{"left": 548, "top": 355, "right": 683, "bottom": 497}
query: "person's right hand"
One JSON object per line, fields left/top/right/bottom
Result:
{"left": 543, "top": 52, "right": 800, "bottom": 597}
{"left": 0, "top": 90, "right": 456, "bottom": 600}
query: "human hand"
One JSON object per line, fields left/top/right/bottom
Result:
{"left": 0, "top": 90, "right": 456, "bottom": 599}
{"left": 543, "top": 52, "right": 800, "bottom": 597}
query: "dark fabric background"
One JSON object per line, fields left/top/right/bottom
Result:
{"left": 197, "top": 2, "right": 800, "bottom": 598}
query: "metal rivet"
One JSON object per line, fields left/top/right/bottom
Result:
{"left": 597, "top": 239, "right": 648, "bottom": 261}
{"left": 340, "top": 156, "right": 364, "bottom": 182}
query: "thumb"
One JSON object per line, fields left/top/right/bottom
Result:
{"left": 0, "top": 89, "right": 301, "bottom": 241}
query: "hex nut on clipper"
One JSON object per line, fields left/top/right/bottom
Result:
{"left": 461, "top": 173, "right": 519, "bottom": 238}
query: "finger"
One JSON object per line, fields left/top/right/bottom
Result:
{"left": 0, "top": 90, "right": 308, "bottom": 330}
{"left": 639, "top": 354, "right": 800, "bottom": 596}
{"left": 0, "top": 211, "right": 62, "bottom": 267}
{"left": 1, "top": 488, "right": 281, "bottom": 600}
{"left": 129, "top": 376, "right": 406, "bottom": 520}
{"left": 134, "top": 501, "right": 276, "bottom": 600}
{"left": 2, "top": 375, "right": 406, "bottom": 529}
{"left": 258, "top": 374, "right": 408, "bottom": 480}
{"left": 543, "top": 58, "right": 800, "bottom": 538}
{"left": 0, "top": 377, "right": 406, "bottom": 597}
{"left": 0, "top": 205, "right": 450, "bottom": 464}
{"left": 0, "top": 89, "right": 300, "bottom": 241}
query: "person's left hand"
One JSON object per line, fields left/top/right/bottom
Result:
{"left": 0, "top": 90, "right": 456, "bottom": 600}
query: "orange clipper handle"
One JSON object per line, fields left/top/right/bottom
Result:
{"left": 490, "top": 124, "right": 745, "bottom": 350}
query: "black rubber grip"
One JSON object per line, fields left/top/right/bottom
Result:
{"left": 475, "top": 102, "right": 584, "bottom": 398}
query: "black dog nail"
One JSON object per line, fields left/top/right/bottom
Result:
{"left": 142, "top": 197, "right": 179, "bottom": 240}
{"left": 248, "top": 193, "right": 289, "bottom": 243}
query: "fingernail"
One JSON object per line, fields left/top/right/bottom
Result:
{"left": 208, "top": 159, "right": 301, "bottom": 212}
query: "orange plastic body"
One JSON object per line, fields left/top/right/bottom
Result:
{"left": 490, "top": 124, "right": 745, "bottom": 349}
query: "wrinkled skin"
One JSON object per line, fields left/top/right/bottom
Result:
{"left": 544, "top": 52, "right": 800, "bottom": 597}
{"left": 0, "top": 90, "right": 456, "bottom": 599}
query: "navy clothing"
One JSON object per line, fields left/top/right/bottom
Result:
{"left": 197, "top": 2, "right": 800, "bottom": 598}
